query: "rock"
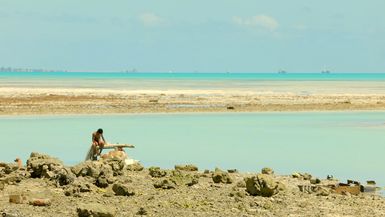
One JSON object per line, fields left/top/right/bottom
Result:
{"left": 0, "top": 173, "right": 23, "bottom": 185}
{"left": 170, "top": 170, "right": 199, "bottom": 186}
{"left": 9, "top": 193, "right": 28, "bottom": 204}
{"left": 0, "top": 181, "right": 4, "bottom": 190}
{"left": 261, "top": 167, "right": 274, "bottom": 175}
{"left": 229, "top": 190, "right": 246, "bottom": 198}
{"left": 245, "top": 174, "right": 284, "bottom": 197}
{"left": 316, "top": 186, "right": 331, "bottom": 196}
{"left": 71, "top": 162, "right": 91, "bottom": 177}
{"left": 298, "top": 185, "right": 329, "bottom": 196}
{"left": 310, "top": 178, "right": 321, "bottom": 184}
{"left": 203, "top": 169, "right": 210, "bottom": 174}
{"left": 174, "top": 164, "right": 198, "bottom": 171}
{"left": 136, "top": 207, "right": 147, "bottom": 215}
{"left": 148, "top": 167, "right": 167, "bottom": 178}
{"left": 103, "top": 158, "right": 125, "bottom": 176}
{"left": 227, "top": 169, "right": 238, "bottom": 173}
{"left": 96, "top": 176, "right": 109, "bottom": 188}
{"left": 154, "top": 179, "right": 176, "bottom": 189}
{"left": 29, "top": 198, "right": 51, "bottom": 206}
{"left": 77, "top": 203, "right": 116, "bottom": 217}
{"left": 55, "top": 168, "right": 75, "bottom": 186}
{"left": 236, "top": 181, "right": 246, "bottom": 188}
{"left": 4, "top": 164, "right": 19, "bottom": 174}
{"left": 126, "top": 163, "right": 144, "bottom": 172}
{"left": 71, "top": 161, "right": 104, "bottom": 178}
{"left": 26, "top": 152, "right": 63, "bottom": 178}
{"left": 212, "top": 168, "right": 232, "bottom": 184}
{"left": 302, "top": 173, "right": 312, "bottom": 180}
{"left": 99, "top": 165, "right": 114, "bottom": 179}
{"left": 65, "top": 179, "right": 93, "bottom": 196}
{"left": 292, "top": 172, "right": 312, "bottom": 180}
{"left": 277, "top": 181, "right": 287, "bottom": 191}
{"left": 112, "top": 183, "right": 135, "bottom": 196}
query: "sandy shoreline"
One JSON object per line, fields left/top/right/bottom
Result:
{"left": 1, "top": 87, "right": 385, "bottom": 115}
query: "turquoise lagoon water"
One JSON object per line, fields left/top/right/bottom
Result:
{"left": 0, "top": 112, "right": 384, "bottom": 186}
{"left": 1, "top": 72, "right": 385, "bottom": 81}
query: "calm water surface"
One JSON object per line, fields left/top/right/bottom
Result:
{"left": 2, "top": 72, "right": 385, "bottom": 94}
{"left": 1, "top": 112, "right": 384, "bottom": 186}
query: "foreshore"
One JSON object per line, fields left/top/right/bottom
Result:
{"left": 0, "top": 153, "right": 384, "bottom": 217}
{"left": 1, "top": 87, "right": 385, "bottom": 115}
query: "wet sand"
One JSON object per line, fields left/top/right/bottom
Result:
{"left": 0, "top": 87, "right": 384, "bottom": 115}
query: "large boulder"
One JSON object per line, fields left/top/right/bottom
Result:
{"left": 212, "top": 168, "right": 232, "bottom": 184}
{"left": 26, "top": 152, "right": 63, "bottom": 178}
{"left": 77, "top": 203, "right": 116, "bottom": 217}
{"left": 245, "top": 174, "right": 284, "bottom": 197}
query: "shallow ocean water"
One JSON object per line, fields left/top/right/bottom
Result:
{"left": 1, "top": 112, "right": 384, "bottom": 187}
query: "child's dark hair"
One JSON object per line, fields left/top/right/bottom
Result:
{"left": 97, "top": 128, "right": 103, "bottom": 134}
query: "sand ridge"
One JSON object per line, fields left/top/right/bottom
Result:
{"left": 0, "top": 87, "right": 385, "bottom": 115}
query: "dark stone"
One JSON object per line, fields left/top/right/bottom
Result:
{"left": 96, "top": 176, "right": 109, "bottom": 188}
{"left": 227, "top": 169, "right": 238, "bottom": 173}
{"left": 112, "top": 183, "right": 135, "bottom": 196}
{"left": 136, "top": 207, "right": 147, "bottom": 215}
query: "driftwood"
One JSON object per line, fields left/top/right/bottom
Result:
{"left": 84, "top": 143, "right": 135, "bottom": 161}
{"left": 103, "top": 144, "right": 135, "bottom": 149}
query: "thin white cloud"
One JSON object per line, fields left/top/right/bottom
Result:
{"left": 233, "top": 15, "right": 279, "bottom": 31}
{"left": 138, "top": 12, "right": 163, "bottom": 27}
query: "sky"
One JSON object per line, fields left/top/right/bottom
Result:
{"left": 1, "top": 0, "right": 385, "bottom": 72}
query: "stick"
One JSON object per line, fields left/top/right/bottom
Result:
{"left": 103, "top": 144, "right": 135, "bottom": 149}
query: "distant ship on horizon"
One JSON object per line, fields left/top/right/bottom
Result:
{"left": 278, "top": 70, "right": 287, "bottom": 74}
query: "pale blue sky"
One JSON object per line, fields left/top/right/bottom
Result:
{"left": 1, "top": 0, "right": 385, "bottom": 72}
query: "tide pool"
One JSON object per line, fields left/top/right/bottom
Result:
{"left": 1, "top": 112, "right": 384, "bottom": 186}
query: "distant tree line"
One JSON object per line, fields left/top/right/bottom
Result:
{"left": 0, "top": 67, "right": 66, "bottom": 72}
